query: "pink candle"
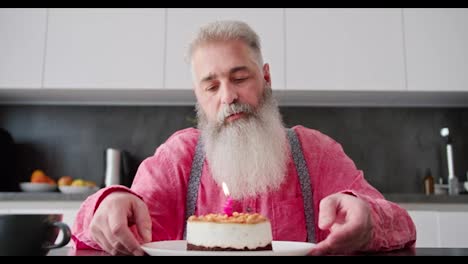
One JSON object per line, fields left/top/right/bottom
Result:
{"left": 222, "top": 182, "right": 233, "bottom": 216}
{"left": 223, "top": 197, "right": 233, "bottom": 216}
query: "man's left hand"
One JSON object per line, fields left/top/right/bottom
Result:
{"left": 308, "top": 192, "right": 372, "bottom": 255}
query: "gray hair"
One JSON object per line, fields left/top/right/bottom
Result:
{"left": 187, "top": 20, "right": 264, "bottom": 74}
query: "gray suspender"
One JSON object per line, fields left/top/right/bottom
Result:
{"left": 183, "top": 128, "right": 315, "bottom": 243}
{"left": 183, "top": 137, "right": 205, "bottom": 240}
{"left": 286, "top": 129, "right": 316, "bottom": 243}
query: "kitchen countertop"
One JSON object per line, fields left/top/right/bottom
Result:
{"left": 383, "top": 193, "right": 468, "bottom": 204}
{"left": 0, "top": 191, "right": 98, "bottom": 201}
{"left": 1, "top": 191, "right": 468, "bottom": 204}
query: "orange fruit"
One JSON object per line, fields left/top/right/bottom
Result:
{"left": 31, "top": 169, "right": 56, "bottom": 185}
{"left": 31, "top": 169, "right": 48, "bottom": 183}
{"left": 58, "top": 176, "right": 73, "bottom": 186}
{"left": 46, "top": 177, "right": 56, "bottom": 185}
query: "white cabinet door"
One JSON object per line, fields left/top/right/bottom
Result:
{"left": 404, "top": 8, "right": 468, "bottom": 91}
{"left": 439, "top": 212, "right": 468, "bottom": 247}
{"left": 286, "top": 8, "right": 406, "bottom": 91}
{"left": 0, "top": 8, "right": 47, "bottom": 88}
{"left": 165, "top": 8, "right": 285, "bottom": 90}
{"left": 44, "top": 8, "right": 165, "bottom": 89}
{"left": 408, "top": 210, "right": 440, "bottom": 247}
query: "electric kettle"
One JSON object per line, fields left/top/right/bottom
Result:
{"left": 104, "top": 148, "right": 134, "bottom": 187}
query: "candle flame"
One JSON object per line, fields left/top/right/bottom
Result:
{"left": 222, "top": 182, "right": 230, "bottom": 196}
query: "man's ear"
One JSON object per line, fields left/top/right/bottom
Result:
{"left": 263, "top": 63, "right": 271, "bottom": 84}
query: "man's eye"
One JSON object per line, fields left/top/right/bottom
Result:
{"left": 233, "top": 77, "right": 247, "bottom": 83}
{"left": 206, "top": 85, "right": 218, "bottom": 91}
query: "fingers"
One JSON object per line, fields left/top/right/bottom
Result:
{"left": 92, "top": 229, "right": 127, "bottom": 256}
{"left": 90, "top": 228, "right": 112, "bottom": 254}
{"left": 318, "top": 195, "right": 339, "bottom": 230}
{"left": 90, "top": 219, "right": 127, "bottom": 256}
{"left": 308, "top": 230, "right": 357, "bottom": 256}
{"left": 91, "top": 212, "right": 143, "bottom": 255}
{"left": 107, "top": 208, "right": 146, "bottom": 256}
{"left": 133, "top": 200, "right": 153, "bottom": 243}
{"left": 308, "top": 236, "right": 334, "bottom": 256}
{"left": 89, "top": 193, "right": 150, "bottom": 256}
{"left": 311, "top": 194, "right": 373, "bottom": 255}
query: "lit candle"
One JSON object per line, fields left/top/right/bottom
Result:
{"left": 222, "top": 182, "right": 233, "bottom": 216}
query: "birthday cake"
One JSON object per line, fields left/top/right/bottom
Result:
{"left": 186, "top": 212, "right": 273, "bottom": 251}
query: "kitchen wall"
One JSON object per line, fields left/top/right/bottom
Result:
{"left": 0, "top": 105, "right": 467, "bottom": 194}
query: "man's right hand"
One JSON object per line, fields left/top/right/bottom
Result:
{"left": 89, "top": 192, "right": 152, "bottom": 256}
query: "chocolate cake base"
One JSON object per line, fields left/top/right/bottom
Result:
{"left": 187, "top": 243, "right": 272, "bottom": 251}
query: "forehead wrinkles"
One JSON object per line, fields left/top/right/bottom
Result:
{"left": 192, "top": 40, "right": 259, "bottom": 82}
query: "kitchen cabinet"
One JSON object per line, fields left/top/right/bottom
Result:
{"left": 44, "top": 8, "right": 165, "bottom": 89}
{"left": 407, "top": 210, "right": 440, "bottom": 247}
{"left": 165, "top": 8, "right": 285, "bottom": 91}
{"left": 404, "top": 8, "right": 468, "bottom": 91}
{"left": 439, "top": 212, "right": 468, "bottom": 247}
{"left": 285, "top": 8, "right": 406, "bottom": 91}
{"left": 0, "top": 8, "right": 47, "bottom": 89}
{"left": 405, "top": 204, "right": 468, "bottom": 248}
{"left": 2, "top": 8, "right": 468, "bottom": 106}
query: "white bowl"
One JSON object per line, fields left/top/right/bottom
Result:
{"left": 19, "top": 182, "right": 57, "bottom": 192}
{"left": 58, "top": 185, "right": 99, "bottom": 194}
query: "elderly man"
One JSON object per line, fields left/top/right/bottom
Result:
{"left": 71, "top": 20, "right": 416, "bottom": 256}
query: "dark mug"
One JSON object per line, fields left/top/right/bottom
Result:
{"left": 0, "top": 214, "right": 71, "bottom": 256}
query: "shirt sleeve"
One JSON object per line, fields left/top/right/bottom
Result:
{"left": 316, "top": 136, "right": 417, "bottom": 252}
{"left": 71, "top": 128, "right": 198, "bottom": 250}
{"left": 294, "top": 126, "right": 416, "bottom": 252}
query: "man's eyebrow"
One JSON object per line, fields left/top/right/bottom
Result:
{"left": 230, "top": 66, "right": 249, "bottom": 74}
{"left": 200, "top": 66, "right": 250, "bottom": 83}
{"left": 200, "top": 73, "right": 217, "bottom": 83}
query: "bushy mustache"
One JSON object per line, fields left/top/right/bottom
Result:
{"left": 216, "top": 103, "right": 255, "bottom": 124}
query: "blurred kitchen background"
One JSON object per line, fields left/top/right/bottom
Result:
{"left": 1, "top": 8, "right": 468, "bottom": 248}
{"left": 1, "top": 105, "right": 468, "bottom": 194}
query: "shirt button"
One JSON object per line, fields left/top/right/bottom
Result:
{"left": 246, "top": 207, "right": 252, "bottom": 212}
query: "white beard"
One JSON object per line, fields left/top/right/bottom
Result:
{"left": 197, "top": 88, "right": 289, "bottom": 200}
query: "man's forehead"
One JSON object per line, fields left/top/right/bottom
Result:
{"left": 192, "top": 41, "right": 256, "bottom": 77}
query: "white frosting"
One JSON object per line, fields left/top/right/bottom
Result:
{"left": 186, "top": 221, "right": 272, "bottom": 250}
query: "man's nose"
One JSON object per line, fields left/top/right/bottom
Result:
{"left": 220, "top": 83, "right": 238, "bottom": 105}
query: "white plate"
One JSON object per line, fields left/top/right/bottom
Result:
{"left": 58, "top": 185, "right": 99, "bottom": 194}
{"left": 19, "top": 182, "right": 57, "bottom": 192}
{"left": 141, "top": 240, "right": 315, "bottom": 256}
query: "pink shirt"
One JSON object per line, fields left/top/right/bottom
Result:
{"left": 72, "top": 125, "right": 416, "bottom": 252}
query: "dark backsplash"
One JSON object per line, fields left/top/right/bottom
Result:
{"left": 1, "top": 105, "right": 467, "bottom": 194}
